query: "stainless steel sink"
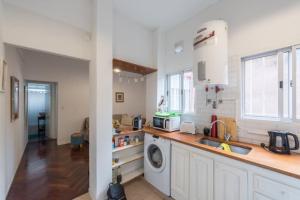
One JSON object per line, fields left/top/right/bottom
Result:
{"left": 230, "top": 145, "right": 251, "bottom": 155}
{"left": 199, "top": 138, "right": 252, "bottom": 155}
{"left": 199, "top": 139, "right": 221, "bottom": 148}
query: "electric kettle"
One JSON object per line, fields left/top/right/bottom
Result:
{"left": 261, "top": 131, "right": 299, "bottom": 154}
{"left": 132, "top": 115, "right": 142, "bottom": 130}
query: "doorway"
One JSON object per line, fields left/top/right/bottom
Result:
{"left": 25, "top": 81, "right": 58, "bottom": 142}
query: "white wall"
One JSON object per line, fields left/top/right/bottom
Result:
{"left": 3, "top": 3, "right": 92, "bottom": 60}
{"left": 4, "top": 45, "right": 27, "bottom": 195}
{"left": 4, "top": 0, "right": 92, "bottom": 32}
{"left": 113, "top": 74, "right": 146, "bottom": 117}
{"left": 3, "top": 2, "right": 157, "bottom": 66}
{"left": 165, "top": 0, "right": 300, "bottom": 73}
{"left": 114, "top": 12, "right": 154, "bottom": 68}
{"left": 113, "top": 11, "right": 159, "bottom": 122}
{"left": 145, "top": 72, "right": 158, "bottom": 121}
{"left": 22, "top": 49, "right": 89, "bottom": 145}
{"left": 0, "top": 0, "right": 6, "bottom": 198}
{"left": 163, "top": 0, "right": 300, "bottom": 147}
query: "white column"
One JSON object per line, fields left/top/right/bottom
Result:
{"left": 154, "top": 29, "right": 166, "bottom": 105}
{"left": 0, "top": 0, "right": 6, "bottom": 199}
{"left": 146, "top": 29, "right": 166, "bottom": 121}
{"left": 89, "top": 0, "right": 113, "bottom": 199}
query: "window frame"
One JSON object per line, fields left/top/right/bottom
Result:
{"left": 166, "top": 69, "right": 194, "bottom": 114}
{"left": 166, "top": 72, "right": 182, "bottom": 113}
{"left": 293, "top": 45, "right": 300, "bottom": 122}
{"left": 241, "top": 46, "right": 300, "bottom": 122}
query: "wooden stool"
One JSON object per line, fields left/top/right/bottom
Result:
{"left": 71, "top": 133, "right": 84, "bottom": 149}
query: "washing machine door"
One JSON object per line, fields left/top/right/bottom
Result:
{"left": 146, "top": 143, "right": 166, "bottom": 172}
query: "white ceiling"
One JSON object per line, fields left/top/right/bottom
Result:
{"left": 113, "top": 0, "right": 220, "bottom": 30}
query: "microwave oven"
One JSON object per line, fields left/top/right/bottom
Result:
{"left": 153, "top": 116, "right": 180, "bottom": 132}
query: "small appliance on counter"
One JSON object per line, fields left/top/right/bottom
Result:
{"left": 203, "top": 127, "right": 210, "bottom": 136}
{"left": 132, "top": 115, "right": 142, "bottom": 130}
{"left": 261, "top": 131, "right": 299, "bottom": 154}
{"left": 153, "top": 112, "right": 180, "bottom": 132}
{"left": 180, "top": 121, "right": 196, "bottom": 134}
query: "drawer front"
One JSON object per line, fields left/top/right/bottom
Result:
{"left": 253, "top": 192, "right": 272, "bottom": 200}
{"left": 253, "top": 175, "right": 300, "bottom": 200}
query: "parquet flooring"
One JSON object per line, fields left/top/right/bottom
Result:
{"left": 6, "top": 140, "right": 89, "bottom": 200}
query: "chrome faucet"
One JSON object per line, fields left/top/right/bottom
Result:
{"left": 210, "top": 120, "right": 231, "bottom": 142}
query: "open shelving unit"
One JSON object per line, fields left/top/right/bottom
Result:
{"left": 112, "top": 141, "right": 144, "bottom": 153}
{"left": 121, "top": 168, "right": 144, "bottom": 184}
{"left": 112, "top": 130, "right": 145, "bottom": 184}
{"left": 112, "top": 152, "right": 144, "bottom": 169}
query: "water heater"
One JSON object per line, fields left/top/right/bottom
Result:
{"left": 193, "top": 20, "right": 228, "bottom": 85}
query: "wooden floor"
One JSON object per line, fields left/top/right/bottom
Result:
{"left": 7, "top": 140, "right": 89, "bottom": 200}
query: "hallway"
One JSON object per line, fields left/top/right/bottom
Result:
{"left": 7, "top": 140, "right": 89, "bottom": 200}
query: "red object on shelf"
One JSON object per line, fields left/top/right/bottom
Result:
{"left": 211, "top": 115, "right": 218, "bottom": 138}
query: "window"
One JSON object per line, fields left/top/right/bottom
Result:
{"left": 168, "top": 74, "right": 182, "bottom": 112}
{"left": 243, "top": 53, "right": 279, "bottom": 118}
{"left": 167, "top": 70, "right": 194, "bottom": 113}
{"left": 242, "top": 46, "right": 300, "bottom": 121}
{"left": 183, "top": 71, "right": 195, "bottom": 113}
{"left": 296, "top": 48, "right": 300, "bottom": 119}
{"left": 283, "top": 51, "right": 292, "bottom": 118}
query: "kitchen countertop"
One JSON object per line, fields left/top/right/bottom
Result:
{"left": 143, "top": 127, "right": 300, "bottom": 180}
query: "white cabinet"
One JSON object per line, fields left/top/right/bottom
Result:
{"left": 171, "top": 144, "right": 190, "bottom": 200}
{"left": 252, "top": 175, "right": 300, "bottom": 200}
{"left": 214, "top": 162, "right": 248, "bottom": 200}
{"left": 171, "top": 141, "right": 300, "bottom": 200}
{"left": 190, "top": 152, "right": 214, "bottom": 200}
{"left": 253, "top": 193, "right": 273, "bottom": 200}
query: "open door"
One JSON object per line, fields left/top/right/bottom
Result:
{"left": 25, "top": 81, "right": 57, "bottom": 142}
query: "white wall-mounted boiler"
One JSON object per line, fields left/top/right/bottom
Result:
{"left": 193, "top": 20, "right": 228, "bottom": 85}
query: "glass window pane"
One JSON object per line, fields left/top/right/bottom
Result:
{"left": 169, "top": 74, "right": 181, "bottom": 111}
{"left": 244, "top": 54, "right": 279, "bottom": 118}
{"left": 283, "top": 51, "right": 292, "bottom": 118}
{"left": 296, "top": 48, "right": 300, "bottom": 119}
{"left": 183, "top": 71, "right": 195, "bottom": 113}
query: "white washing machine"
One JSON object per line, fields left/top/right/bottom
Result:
{"left": 144, "top": 133, "right": 171, "bottom": 196}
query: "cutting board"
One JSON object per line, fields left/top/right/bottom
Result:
{"left": 217, "top": 116, "right": 238, "bottom": 141}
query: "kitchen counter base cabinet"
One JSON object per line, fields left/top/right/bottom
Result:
{"left": 171, "top": 141, "right": 300, "bottom": 200}
{"left": 190, "top": 152, "right": 213, "bottom": 200}
{"left": 252, "top": 174, "right": 300, "bottom": 200}
{"left": 214, "top": 162, "right": 248, "bottom": 200}
{"left": 171, "top": 144, "right": 190, "bottom": 200}
{"left": 171, "top": 142, "right": 214, "bottom": 200}
{"left": 253, "top": 193, "right": 273, "bottom": 200}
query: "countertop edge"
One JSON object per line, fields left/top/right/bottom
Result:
{"left": 142, "top": 127, "right": 300, "bottom": 180}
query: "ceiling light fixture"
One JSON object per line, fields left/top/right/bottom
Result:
{"left": 174, "top": 40, "right": 184, "bottom": 54}
{"left": 113, "top": 68, "right": 121, "bottom": 73}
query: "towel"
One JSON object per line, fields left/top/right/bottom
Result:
{"left": 220, "top": 143, "right": 232, "bottom": 152}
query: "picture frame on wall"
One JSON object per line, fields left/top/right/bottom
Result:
{"left": 0, "top": 59, "right": 7, "bottom": 93}
{"left": 115, "top": 92, "right": 124, "bottom": 103}
{"left": 11, "top": 76, "right": 19, "bottom": 121}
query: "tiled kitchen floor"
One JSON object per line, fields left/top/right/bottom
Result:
{"left": 124, "top": 176, "right": 173, "bottom": 200}
{"left": 74, "top": 176, "right": 173, "bottom": 200}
